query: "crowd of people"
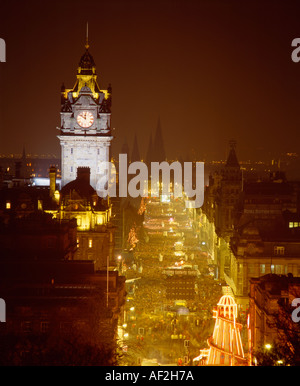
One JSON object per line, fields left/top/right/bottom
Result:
{"left": 122, "top": 197, "right": 224, "bottom": 365}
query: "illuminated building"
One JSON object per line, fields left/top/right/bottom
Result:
{"left": 228, "top": 177, "right": 300, "bottom": 308}
{"left": 58, "top": 35, "right": 113, "bottom": 191}
{"left": 45, "top": 167, "right": 115, "bottom": 270}
{"left": 203, "top": 295, "right": 247, "bottom": 366}
{"left": 48, "top": 34, "right": 116, "bottom": 268}
{"left": 248, "top": 273, "right": 300, "bottom": 364}
{"left": 0, "top": 189, "right": 125, "bottom": 362}
{"left": 198, "top": 142, "right": 300, "bottom": 312}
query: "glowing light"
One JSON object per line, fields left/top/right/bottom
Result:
{"left": 54, "top": 190, "right": 60, "bottom": 203}
{"left": 204, "top": 295, "right": 247, "bottom": 366}
{"left": 174, "top": 251, "right": 184, "bottom": 257}
{"left": 265, "top": 344, "right": 272, "bottom": 350}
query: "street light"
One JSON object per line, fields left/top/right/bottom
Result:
{"left": 265, "top": 344, "right": 272, "bottom": 350}
{"left": 117, "top": 255, "right": 123, "bottom": 274}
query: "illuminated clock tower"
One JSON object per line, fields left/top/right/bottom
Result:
{"left": 58, "top": 36, "right": 113, "bottom": 191}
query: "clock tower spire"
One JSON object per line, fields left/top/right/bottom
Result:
{"left": 85, "top": 22, "right": 89, "bottom": 50}
{"left": 58, "top": 34, "right": 113, "bottom": 192}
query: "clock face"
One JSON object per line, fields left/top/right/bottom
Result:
{"left": 77, "top": 111, "right": 94, "bottom": 128}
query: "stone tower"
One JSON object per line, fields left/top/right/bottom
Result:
{"left": 58, "top": 35, "right": 113, "bottom": 192}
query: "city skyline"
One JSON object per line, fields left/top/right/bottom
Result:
{"left": 2, "top": 0, "right": 300, "bottom": 368}
{"left": 1, "top": 0, "right": 300, "bottom": 163}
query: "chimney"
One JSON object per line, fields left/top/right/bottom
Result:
{"left": 49, "top": 166, "right": 57, "bottom": 198}
{"left": 77, "top": 167, "right": 90, "bottom": 184}
{"left": 15, "top": 161, "right": 22, "bottom": 179}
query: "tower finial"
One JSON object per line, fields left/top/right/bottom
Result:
{"left": 85, "top": 22, "right": 89, "bottom": 49}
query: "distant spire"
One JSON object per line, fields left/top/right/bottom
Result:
{"left": 22, "top": 145, "right": 26, "bottom": 160}
{"left": 131, "top": 134, "right": 141, "bottom": 163}
{"left": 153, "top": 117, "right": 166, "bottom": 162}
{"left": 146, "top": 132, "right": 154, "bottom": 167}
{"left": 85, "top": 22, "right": 89, "bottom": 49}
{"left": 226, "top": 139, "right": 239, "bottom": 167}
{"left": 121, "top": 137, "right": 130, "bottom": 157}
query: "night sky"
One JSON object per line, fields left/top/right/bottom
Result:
{"left": 1, "top": 0, "right": 300, "bottom": 162}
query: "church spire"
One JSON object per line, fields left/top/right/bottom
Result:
{"left": 22, "top": 145, "right": 26, "bottom": 161}
{"left": 226, "top": 139, "right": 239, "bottom": 167}
{"left": 131, "top": 134, "right": 141, "bottom": 163}
{"left": 153, "top": 117, "right": 166, "bottom": 162}
{"left": 146, "top": 132, "right": 154, "bottom": 167}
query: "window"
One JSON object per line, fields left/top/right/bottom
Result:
{"left": 71, "top": 166, "right": 73, "bottom": 173}
{"left": 88, "top": 239, "right": 93, "bottom": 248}
{"left": 289, "top": 222, "right": 300, "bottom": 228}
{"left": 273, "top": 265, "right": 284, "bottom": 274}
{"left": 274, "top": 246, "right": 285, "bottom": 255}
{"left": 41, "top": 321, "right": 49, "bottom": 333}
{"left": 22, "top": 321, "right": 32, "bottom": 333}
{"left": 71, "top": 148, "right": 73, "bottom": 154}
{"left": 6, "top": 201, "right": 11, "bottom": 209}
{"left": 260, "top": 264, "right": 265, "bottom": 274}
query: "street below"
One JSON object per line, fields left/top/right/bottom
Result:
{"left": 119, "top": 196, "right": 225, "bottom": 366}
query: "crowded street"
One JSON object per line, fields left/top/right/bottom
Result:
{"left": 119, "top": 196, "right": 225, "bottom": 366}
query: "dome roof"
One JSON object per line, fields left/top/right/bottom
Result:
{"left": 61, "top": 178, "right": 95, "bottom": 199}
{"left": 218, "top": 295, "right": 236, "bottom": 306}
{"left": 61, "top": 167, "right": 95, "bottom": 199}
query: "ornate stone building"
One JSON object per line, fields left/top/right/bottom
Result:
{"left": 58, "top": 39, "right": 113, "bottom": 192}
{"left": 52, "top": 39, "right": 117, "bottom": 269}
{"left": 44, "top": 166, "right": 115, "bottom": 270}
{"left": 200, "top": 141, "right": 242, "bottom": 280}
{"left": 228, "top": 179, "right": 300, "bottom": 308}
{"left": 198, "top": 143, "right": 300, "bottom": 313}
{"left": 248, "top": 273, "right": 300, "bottom": 363}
